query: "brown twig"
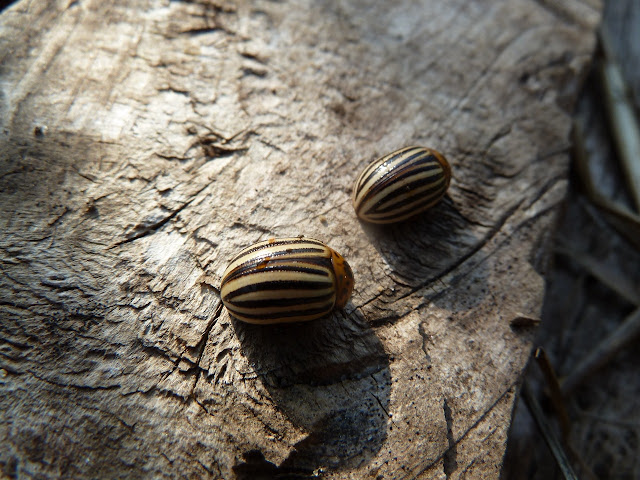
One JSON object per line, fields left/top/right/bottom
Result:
{"left": 534, "top": 348, "right": 571, "bottom": 437}
{"left": 521, "top": 380, "right": 578, "bottom": 480}
{"left": 533, "top": 349, "right": 599, "bottom": 480}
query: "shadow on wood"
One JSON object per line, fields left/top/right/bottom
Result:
{"left": 357, "top": 197, "right": 489, "bottom": 316}
{"left": 232, "top": 310, "right": 390, "bottom": 473}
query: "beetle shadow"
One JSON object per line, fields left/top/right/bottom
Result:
{"left": 357, "top": 197, "right": 489, "bottom": 314}
{"left": 231, "top": 307, "right": 391, "bottom": 476}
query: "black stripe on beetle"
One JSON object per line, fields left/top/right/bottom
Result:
{"left": 223, "top": 258, "right": 331, "bottom": 284}
{"left": 354, "top": 146, "right": 427, "bottom": 198}
{"left": 231, "top": 292, "right": 336, "bottom": 309}
{"left": 224, "top": 279, "right": 334, "bottom": 300}
{"left": 352, "top": 146, "right": 452, "bottom": 224}
{"left": 230, "top": 305, "right": 336, "bottom": 323}
{"left": 225, "top": 237, "right": 327, "bottom": 264}
{"left": 220, "top": 237, "right": 354, "bottom": 324}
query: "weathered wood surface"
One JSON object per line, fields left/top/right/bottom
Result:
{"left": 0, "top": 1, "right": 600, "bottom": 478}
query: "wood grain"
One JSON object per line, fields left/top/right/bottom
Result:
{"left": 0, "top": 0, "right": 600, "bottom": 478}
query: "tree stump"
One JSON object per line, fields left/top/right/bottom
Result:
{"left": 0, "top": 1, "right": 601, "bottom": 478}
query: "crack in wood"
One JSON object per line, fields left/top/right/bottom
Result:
{"left": 190, "top": 302, "right": 223, "bottom": 397}
{"left": 25, "top": 369, "right": 121, "bottom": 392}
{"left": 109, "top": 183, "right": 209, "bottom": 248}
{"left": 443, "top": 398, "right": 458, "bottom": 478}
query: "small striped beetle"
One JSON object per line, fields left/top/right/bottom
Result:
{"left": 352, "top": 146, "right": 452, "bottom": 224}
{"left": 220, "top": 237, "right": 354, "bottom": 324}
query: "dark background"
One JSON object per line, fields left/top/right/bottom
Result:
{"left": 503, "top": 1, "right": 640, "bottom": 479}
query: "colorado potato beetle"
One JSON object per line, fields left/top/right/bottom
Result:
{"left": 220, "top": 237, "right": 354, "bottom": 324}
{"left": 352, "top": 146, "right": 452, "bottom": 224}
